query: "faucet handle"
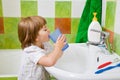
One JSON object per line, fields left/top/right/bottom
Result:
{"left": 101, "top": 31, "right": 109, "bottom": 39}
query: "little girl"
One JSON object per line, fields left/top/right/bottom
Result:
{"left": 18, "top": 16, "right": 66, "bottom": 80}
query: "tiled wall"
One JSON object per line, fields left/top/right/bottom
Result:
{"left": 0, "top": 0, "right": 85, "bottom": 49}
{"left": 0, "top": 0, "right": 120, "bottom": 55}
{"left": 0, "top": 0, "right": 4, "bottom": 34}
{"left": 104, "top": 0, "right": 120, "bottom": 55}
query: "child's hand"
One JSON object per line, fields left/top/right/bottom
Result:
{"left": 54, "top": 34, "right": 66, "bottom": 50}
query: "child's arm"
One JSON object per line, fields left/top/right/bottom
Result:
{"left": 38, "top": 34, "right": 66, "bottom": 67}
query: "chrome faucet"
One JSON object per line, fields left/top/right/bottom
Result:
{"left": 89, "top": 29, "right": 113, "bottom": 54}
{"left": 100, "top": 31, "right": 113, "bottom": 54}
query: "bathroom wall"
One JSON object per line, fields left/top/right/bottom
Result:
{"left": 0, "top": 0, "right": 120, "bottom": 55}
{"left": 103, "top": 0, "right": 120, "bottom": 55}
{"left": 0, "top": 0, "right": 86, "bottom": 49}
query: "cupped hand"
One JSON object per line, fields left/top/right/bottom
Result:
{"left": 54, "top": 34, "right": 66, "bottom": 50}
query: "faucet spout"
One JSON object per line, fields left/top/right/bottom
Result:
{"left": 101, "top": 31, "right": 113, "bottom": 54}
{"left": 89, "top": 29, "right": 113, "bottom": 54}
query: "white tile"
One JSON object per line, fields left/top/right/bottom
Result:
{"left": 2, "top": 0, "right": 21, "bottom": 17}
{"left": 55, "top": 0, "right": 72, "bottom": 1}
{"left": 114, "top": 0, "right": 120, "bottom": 34}
{"left": 21, "top": 0, "right": 37, "bottom": 1}
{"left": 38, "top": 0, "right": 55, "bottom": 18}
{"left": 71, "top": 0, "right": 86, "bottom": 18}
{"left": 101, "top": 0, "right": 107, "bottom": 27}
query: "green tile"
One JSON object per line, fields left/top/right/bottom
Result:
{"left": 21, "top": 0, "right": 37, "bottom": 1}
{"left": 71, "top": 18, "right": 80, "bottom": 34}
{"left": 66, "top": 34, "right": 77, "bottom": 43}
{"left": 0, "top": 73, "right": 56, "bottom": 80}
{"left": 4, "top": 18, "right": 19, "bottom": 34}
{"left": 50, "top": 76, "right": 56, "bottom": 80}
{"left": 46, "top": 18, "right": 55, "bottom": 32}
{"left": 0, "top": 77, "right": 17, "bottom": 80}
{"left": 114, "top": 33, "right": 120, "bottom": 55}
{"left": 0, "top": 0, "right": 3, "bottom": 17}
{"left": 21, "top": 1, "right": 37, "bottom": 17}
{"left": 55, "top": 1, "right": 71, "bottom": 18}
{"left": 0, "top": 34, "right": 5, "bottom": 48}
{"left": 0, "top": 17, "right": 21, "bottom": 49}
{"left": 105, "top": 1, "right": 116, "bottom": 31}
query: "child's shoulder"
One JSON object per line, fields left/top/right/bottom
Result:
{"left": 23, "top": 45, "right": 42, "bottom": 53}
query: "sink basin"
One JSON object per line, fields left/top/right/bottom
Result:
{"left": 45, "top": 43, "right": 120, "bottom": 80}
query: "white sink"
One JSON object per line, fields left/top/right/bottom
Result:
{"left": 45, "top": 43, "right": 120, "bottom": 80}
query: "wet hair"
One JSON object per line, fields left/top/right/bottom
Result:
{"left": 18, "top": 16, "right": 47, "bottom": 49}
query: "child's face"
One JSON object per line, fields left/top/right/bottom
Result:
{"left": 36, "top": 25, "right": 50, "bottom": 43}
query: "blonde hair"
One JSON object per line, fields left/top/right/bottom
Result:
{"left": 18, "top": 16, "right": 47, "bottom": 49}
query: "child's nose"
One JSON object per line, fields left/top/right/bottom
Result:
{"left": 47, "top": 29, "right": 50, "bottom": 33}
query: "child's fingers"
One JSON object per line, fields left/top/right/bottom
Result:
{"left": 57, "top": 34, "right": 66, "bottom": 41}
{"left": 64, "top": 41, "right": 67, "bottom": 45}
{"left": 57, "top": 34, "right": 62, "bottom": 40}
{"left": 59, "top": 35, "right": 64, "bottom": 41}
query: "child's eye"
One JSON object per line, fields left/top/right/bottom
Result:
{"left": 43, "top": 26, "right": 48, "bottom": 31}
{"left": 44, "top": 29, "right": 47, "bottom": 31}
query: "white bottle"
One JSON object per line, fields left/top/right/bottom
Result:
{"left": 88, "top": 12, "right": 102, "bottom": 44}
